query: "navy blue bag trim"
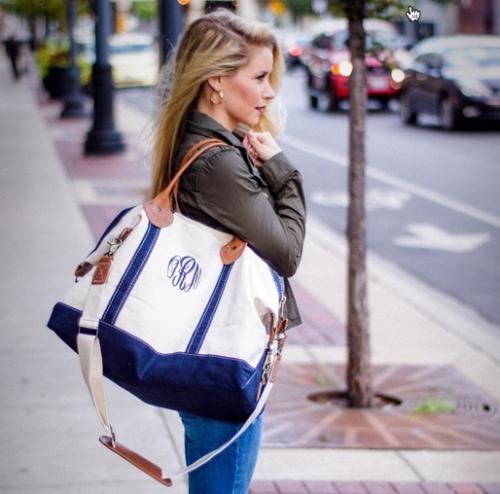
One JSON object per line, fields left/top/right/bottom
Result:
{"left": 185, "top": 263, "right": 234, "bottom": 354}
{"left": 102, "top": 223, "right": 160, "bottom": 325}
{"left": 47, "top": 301, "right": 81, "bottom": 352}
{"left": 49, "top": 302, "right": 261, "bottom": 369}
{"left": 270, "top": 268, "right": 284, "bottom": 300}
{"left": 47, "top": 302, "right": 264, "bottom": 422}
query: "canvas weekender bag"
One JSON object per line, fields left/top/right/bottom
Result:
{"left": 47, "top": 138, "right": 288, "bottom": 486}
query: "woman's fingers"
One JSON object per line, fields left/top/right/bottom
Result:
{"left": 243, "top": 135, "right": 262, "bottom": 166}
{"left": 247, "top": 132, "right": 281, "bottom": 162}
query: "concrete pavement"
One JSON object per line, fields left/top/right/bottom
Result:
{"left": 0, "top": 51, "right": 187, "bottom": 494}
{"left": 1, "top": 49, "right": 500, "bottom": 493}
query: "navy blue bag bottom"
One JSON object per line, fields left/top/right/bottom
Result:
{"left": 47, "top": 302, "right": 266, "bottom": 423}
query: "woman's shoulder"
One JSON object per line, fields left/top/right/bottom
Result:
{"left": 179, "top": 139, "right": 255, "bottom": 187}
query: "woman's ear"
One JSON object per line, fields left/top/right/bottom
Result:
{"left": 207, "top": 76, "right": 222, "bottom": 93}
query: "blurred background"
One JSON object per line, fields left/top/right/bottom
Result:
{"left": 1, "top": 2, "right": 500, "bottom": 490}
{"left": 1, "top": 0, "right": 499, "bottom": 331}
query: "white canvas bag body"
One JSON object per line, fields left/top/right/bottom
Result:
{"left": 47, "top": 139, "right": 288, "bottom": 486}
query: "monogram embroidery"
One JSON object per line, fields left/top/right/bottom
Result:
{"left": 167, "top": 256, "right": 201, "bottom": 292}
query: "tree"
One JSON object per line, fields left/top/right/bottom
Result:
{"left": 326, "top": 0, "right": 404, "bottom": 407}
{"left": 283, "top": 0, "right": 314, "bottom": 21}
{"left": 131, "top": 0, "right": 157, "bottom": 22}
{"left": 0, "top": 0, "right": 88, "bottom": 34}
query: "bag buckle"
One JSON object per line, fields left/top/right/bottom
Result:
{"left": 257, "top": 310, "right": 289, "bottom": 400}
{"left": 256, "top": 347, "right": 273, "bottom": 401}
{"left": 106, "top": 237, "right": 122, "bottom": 256}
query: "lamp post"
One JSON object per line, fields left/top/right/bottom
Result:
{"left": 84, "top": 0, "right": 125, "bottom": 155}
{"left": 204, "top": 1, "right": 237, "bottom": 13}
{"left": 60, "top": 0, "right": 87, "bottom": 118}
{"left": 158, "top": 0, "right": 183, "bottom": 67}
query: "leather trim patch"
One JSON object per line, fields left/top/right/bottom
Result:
{"left": 74, "top": 262, "right": 93, "bottom": 279}
{"left": 220, "top": 237, "right": 246, "bottom": 265}
{"left": 143, "top": 201, "right": 174, "bottom": 228}
{"left": 92, "top": 254, "right": 113, "bottom": 285}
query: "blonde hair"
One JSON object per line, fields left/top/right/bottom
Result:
{"left": 150, "top": 9, "right": 284, "bottom": 198}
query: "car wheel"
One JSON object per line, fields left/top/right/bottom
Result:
{"left": 317, "top": 85, "right": 337, "bottom": 112}
{"left": 439, "top": 97, "right": 461, "bottom": 131}
{"left": 400, "top": 92, "right": 417, "bottom": 125}
{"left": 306, "top": 71, "right": 318, "bottom": 110}
{"left": 309, "top": 94, "right": 319, "bottom": 109}
{"left": 378, "top": 99, "right": 391, "bottom": 112}
{"left": 317, "top": 93, "right": 333, "bottom": 112}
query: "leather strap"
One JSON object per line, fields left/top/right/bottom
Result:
{"left": 75, "top": 139, "right": 247, "bottom": 279}
{"left": 100, "top": 436, "right": 173, "bottom": 487}
{"left": 99, "top": 382, "right": 274, "bottom": 486}
{"left": 144, "top": 138, "right": 226, "bottom": 228}
{"left": 143, "top": 137, "right": 247, "bottom": 264}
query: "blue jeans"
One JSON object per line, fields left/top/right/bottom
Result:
{"left": 179, "top": 412, "right": 264, "bottom": 494}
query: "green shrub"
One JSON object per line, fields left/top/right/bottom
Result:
{"left": 34, "top": 41, "right": 91, "bottom": 86}
{"left": 412, "top": 397, "right": 456, "bottom": 414}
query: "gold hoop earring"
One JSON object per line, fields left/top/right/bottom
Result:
{"left": 210, "top": 90, "right": 224, "bottom": 105}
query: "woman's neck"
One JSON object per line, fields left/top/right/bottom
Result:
{"left": 195, "top": 99, "right": 236, "bottom": 133}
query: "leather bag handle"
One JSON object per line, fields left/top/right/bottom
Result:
{"left": 143, "top": 138, "right": 246, "bottom": 265}
{"left": 144, "top": 138, "right": 226, "bottom": 228}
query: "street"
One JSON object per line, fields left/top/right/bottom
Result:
{"left": 119, "top": 70, "right": 500, "bottom": 328}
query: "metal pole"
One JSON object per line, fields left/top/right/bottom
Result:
{"left": 84, "top": 0, "right": 125, "bottom": 155}
{"left": 61, "top": 0, "right": 87, "bottom": 118}
{"left": 158, "top": 0, "right": 182, "bottom": 68}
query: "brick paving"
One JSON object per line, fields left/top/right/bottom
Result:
{"left": 449, "top": 484, "right": 485, "bottom": 494}
{"left": 249, "top": 483, "right": 500, "bottom": 494}
{"left": 391, "top": 483, "right": 426, "bottom": 494}
{"left": 421, "top": 485, "right": 459, "bottom": 494}
{"left": 263, "top": 363, "right": 500, "bottom": 449}
{"left": 479, "top": 484, "right": 500, "bottom": 494}
{"left": 287, "top": 279, "right": 346, "bottom": 345}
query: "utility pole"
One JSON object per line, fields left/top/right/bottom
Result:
{"left": 84, "top": 0, "right": 125, "bottom": 155}
{"left": 158, "top": 0, "right": 183, "bottom": 67}
{"left": 60, "top": 0, "right": 87, "bottom": 118}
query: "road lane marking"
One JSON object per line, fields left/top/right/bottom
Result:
{"left": 312, "top": 188, "right": 412, "bottom": 210}
{"left": 394, "top": 223, "right": 490, "bottom": 252}
{"left": 303, "top": 215, "right": 500, "bottom": 367}
{"left": 281, "top": 133, "right": 500, "bottom": 229}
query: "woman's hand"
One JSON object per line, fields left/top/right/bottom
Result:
{"left": 243, "top": 131, "right": 281, "bottom": 167}
{"left": 242, "top": 134, "right": 261, "bottom": 166}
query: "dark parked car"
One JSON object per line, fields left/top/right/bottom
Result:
{"left": 306, "top": 19, "right": 409, "bottom": 111}
{"left": 274, "top": 28, "right": 312, "bottom": 70}
{"left": 285, "top": 36, "right": 312, "bottom": 70}
{"left": 400, "top": 35, "right": 500, "bottom": 130}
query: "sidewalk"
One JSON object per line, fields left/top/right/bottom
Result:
{"left": 1, "top": 50, "right": 500, "bottom": 494}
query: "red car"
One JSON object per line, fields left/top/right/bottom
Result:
{"left": 306, "top": 19, "right": 409, "bottom": 111}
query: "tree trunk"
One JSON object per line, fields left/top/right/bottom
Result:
{"left": 346, "top": 0, "right": 372, "bottom": 408}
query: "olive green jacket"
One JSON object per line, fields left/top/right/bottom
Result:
{"left": 174, "top": 109, "right": 306, "bottom": 328}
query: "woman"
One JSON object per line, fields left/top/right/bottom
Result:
{"left": 151, "top": 9, "right": 306, "bottom": 494}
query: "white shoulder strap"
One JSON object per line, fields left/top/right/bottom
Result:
{"left": 76, "top": 328, "right": 274, "bottom": 483}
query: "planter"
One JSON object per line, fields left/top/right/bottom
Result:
{"left": 43, "top": 65, "right": 70, "bottom": 100}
